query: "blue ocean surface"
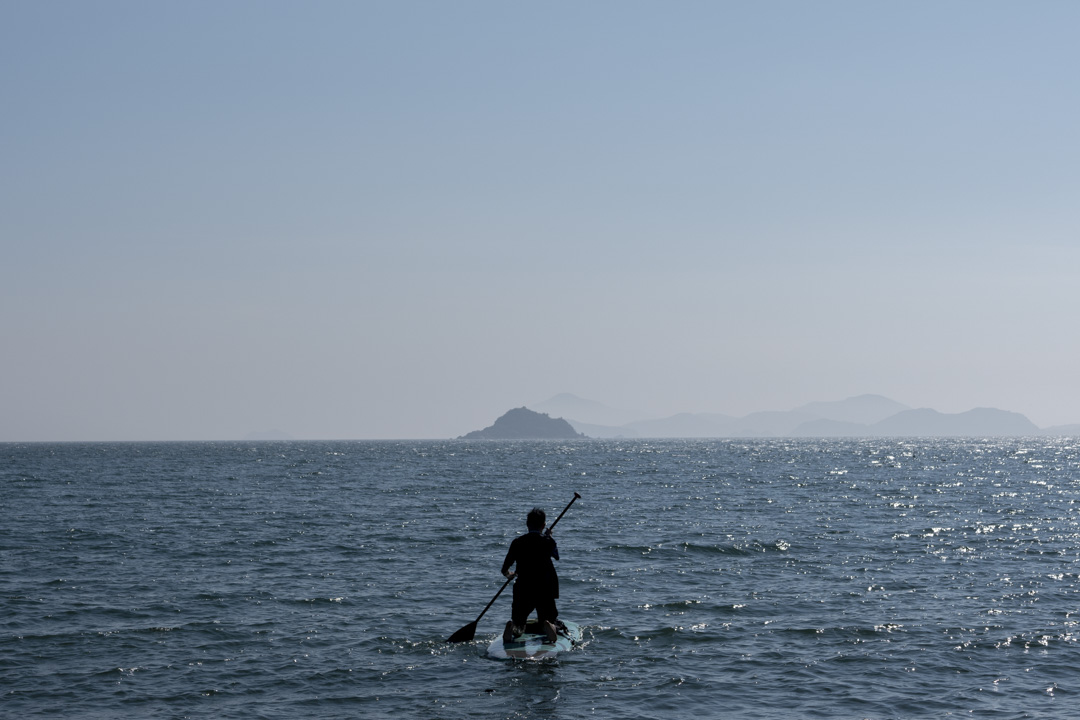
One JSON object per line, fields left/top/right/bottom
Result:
{"left": 3, "top": 438, "right": 1080, "bottom": 719}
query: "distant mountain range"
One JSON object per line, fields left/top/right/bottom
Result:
{"left": 527, "top": 393, "right": 1080, "bottom": 438}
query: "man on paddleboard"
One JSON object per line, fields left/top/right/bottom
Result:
{"left": 501, "top": 507, "right": 560, "bottom": 643}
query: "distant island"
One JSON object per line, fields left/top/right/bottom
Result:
{"left": 503, "top": 393, "right": 1080, "bottom": 439}
{"left": 460, "top": 407, "right": 585, "bottom": 440}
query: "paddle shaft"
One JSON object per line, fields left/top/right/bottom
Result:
{"left": 470, "top": 576, "right": 512, "bottom": 628}
{"left": 544, "top": 491, "right": 582, "bottom": 537}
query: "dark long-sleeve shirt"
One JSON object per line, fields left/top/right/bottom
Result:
{"left": 501, "top": 530, "right": 559, "bottom": 599}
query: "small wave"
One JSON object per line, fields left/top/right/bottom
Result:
{"left": 283, "top": 596, "right": 349, "bottom": 605}
{"left": 986, "top": 630, "right": 1080, "bottom": 651}
{"left": 597, "top": 541, "right": 791, "bottom": 557}
{"left": 638, "top": 598, "right": 705, "bottom": 611}
{"left": 597, "top": 544, "right": 658, "bottom": 555}
{"left": 15, "top": 622, "right": 189, "bottom": 643}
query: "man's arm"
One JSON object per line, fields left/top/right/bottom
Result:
{"left": 501, "top": 541, "right": 517, "bottom": 578}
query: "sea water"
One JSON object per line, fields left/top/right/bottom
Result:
{"left": 3, "top": 438, "right": 1080, "bottom": 719}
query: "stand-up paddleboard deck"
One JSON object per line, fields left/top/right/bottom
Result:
{"left": 488, "top": 620, "right": 582, "bottom": 660}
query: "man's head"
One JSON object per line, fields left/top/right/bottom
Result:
{"left": 526, "top": 507, "right": 546, "bottom": 531}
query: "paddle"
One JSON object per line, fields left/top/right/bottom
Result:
{"left": 447, "top": 492, "right": 581, "bottom": 643}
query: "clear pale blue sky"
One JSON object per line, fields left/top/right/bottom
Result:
{"left": 3, "top": 1, "right": 1079, "bottom": 440}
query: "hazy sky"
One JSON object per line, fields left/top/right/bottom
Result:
{"left": 3, "top": 1, "right": 1079, "bottom": 440}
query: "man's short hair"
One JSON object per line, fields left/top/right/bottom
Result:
{"left": 526, "top": 507, "right": 546, "bottom": 530}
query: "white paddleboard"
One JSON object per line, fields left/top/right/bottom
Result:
{"left": 487, "top": 620, "right": 582, "bottom": 660}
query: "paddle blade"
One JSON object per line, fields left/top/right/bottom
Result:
{"left": 446, "top": 622, "right": 477, "bottom": 643}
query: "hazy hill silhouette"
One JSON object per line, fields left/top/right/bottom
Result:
{"left": 460, "top": 407, "right": 584, "bottom": 440}
{"left": 518, "top": 393, "right": 1057, "bottom": 438}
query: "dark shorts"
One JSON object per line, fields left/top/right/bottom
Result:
{"left": 511, "top": 593, "right": 558, "bottom": 626}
